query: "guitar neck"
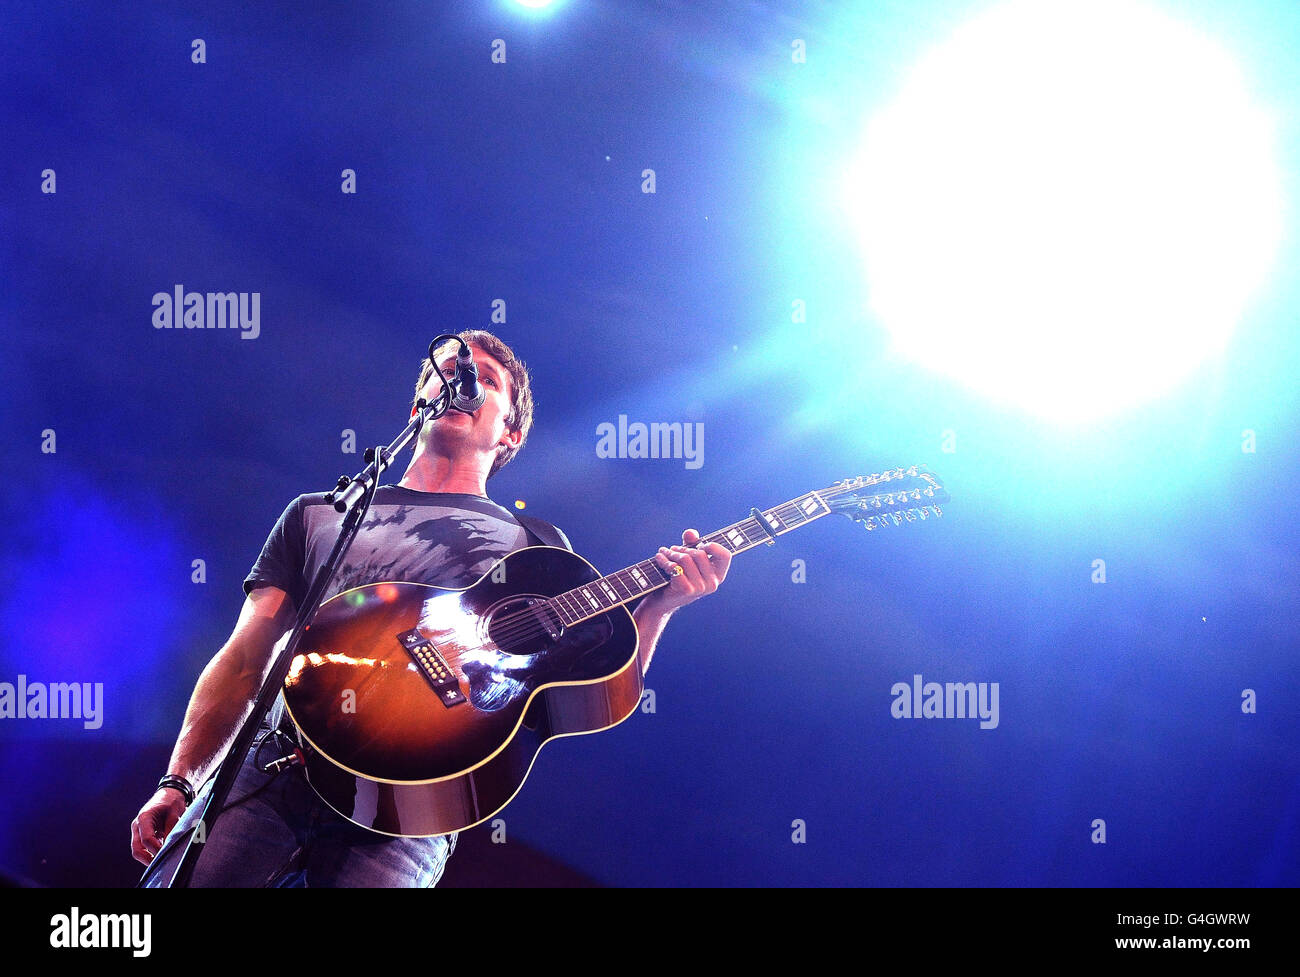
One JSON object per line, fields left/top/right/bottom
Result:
{"left": 546, "top": 489, "right": 835, "bottom": 627}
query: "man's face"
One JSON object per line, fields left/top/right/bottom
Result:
{"left": 412, "top": 344, "right": 521, "bottom": 467}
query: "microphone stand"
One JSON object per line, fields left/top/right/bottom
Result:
{"left": 148, "top": 339, "right": 464, "bottom": 888}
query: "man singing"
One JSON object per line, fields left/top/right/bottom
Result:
{"left": 131, "top": 330, "right": 730, "bottom": 886}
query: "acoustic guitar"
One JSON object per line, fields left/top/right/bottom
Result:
{"left": 281, "top": 466, "right": 949, "bottom": 836}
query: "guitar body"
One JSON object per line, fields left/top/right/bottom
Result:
{"left": 282, "top": 545, "right": 642, "bottom": 837}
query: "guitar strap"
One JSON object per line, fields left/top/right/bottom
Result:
{"left": 514, "top": 514, "right": 573, "bottom": 552}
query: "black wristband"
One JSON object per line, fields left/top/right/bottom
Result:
{"left": 157, "top": 774, "right": 195, "bottom": 806}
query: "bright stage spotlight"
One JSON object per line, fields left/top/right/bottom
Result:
{"left": 845, "top": 0, "right": 1282, "bottom": 422}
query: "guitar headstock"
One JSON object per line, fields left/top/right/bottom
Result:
{"left": 822, "top": 465, "right": 950, "bottom": 531}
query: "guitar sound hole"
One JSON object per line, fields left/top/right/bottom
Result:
{"left": 456, "top": 596, "right": 558, "bottom": 713}
{"left": 484, "top": 596, "right": 564, "bottom": 655}
{"left": 463, "top": 595, "right": 618, "bottom": 712}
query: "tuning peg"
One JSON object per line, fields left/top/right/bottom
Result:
{"left": 902, "top": 509, "right": 917, "bottom": 523}
{"left": 931, "top": 505, "right": 943, "bottom": 517}
{"left": 916, "top": 507, "right": 929, "bottom": 520}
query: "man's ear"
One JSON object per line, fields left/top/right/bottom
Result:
{"left": 500, "top": 427, "right": 523, "bottom": 450}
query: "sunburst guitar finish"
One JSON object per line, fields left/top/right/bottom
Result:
{"left": 284, "top": 546, "right": 641, "bottom": 837}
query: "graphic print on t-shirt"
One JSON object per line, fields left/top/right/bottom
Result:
{"left": 244, "top": 486, "right": 541, "bottom": 610}
{"left": 327, "top": 505, "right": 529, "bottom": 601}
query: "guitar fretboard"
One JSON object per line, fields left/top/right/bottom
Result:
{"left": 546, "top": 490, "right": 833, "bottom": 627}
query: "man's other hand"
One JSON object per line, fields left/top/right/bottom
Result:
{"left": 131, "top": 788, "right": 189, "bottom": 866}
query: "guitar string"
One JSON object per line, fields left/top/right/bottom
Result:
{"left": 510, "top": 479, "right": 934, "bottom": 642}
{"left": 455, "top": 495, "right": 839, "bottom": 648}
{"left": 420, "top": 499, "right": 817, "bottom": 652}
{"left": 464, "top": 519, "right": 785, "bottom": 647}
{"left": 447, "top": 485, "right": 931, "bottom": 648}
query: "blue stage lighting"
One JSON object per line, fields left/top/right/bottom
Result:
{"left": 844, "top": 0, "right": 1282, "bottom": 422}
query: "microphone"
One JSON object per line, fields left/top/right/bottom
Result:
{"left": 450, "top": 344, "right": 486, "bottom": 413}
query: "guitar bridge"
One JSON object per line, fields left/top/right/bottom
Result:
{"left": 397, "top": 630, "right": 466, "bottom": 708}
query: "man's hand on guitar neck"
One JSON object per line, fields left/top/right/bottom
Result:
{"left": 646, "top": 528, "right": 732, "bottom": 614}
{"left": 632, "top": 528, "right": 732, "bottom": 675}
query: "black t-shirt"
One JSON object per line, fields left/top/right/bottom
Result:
{"left": 242, "top": 484, "right": 571, "bottom": 731}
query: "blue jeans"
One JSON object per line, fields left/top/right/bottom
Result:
{"left": 140, "top": 727, "right": 456, "bottom": 888}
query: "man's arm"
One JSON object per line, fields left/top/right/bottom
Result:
{"left": 632, "top": 528, "right": 731, "bottom": 675}
{"left": 632, "top": 601, "right": 675, "bottom": 677}
{"left": 130, "top": 585, "right": 296, "bottom": 865}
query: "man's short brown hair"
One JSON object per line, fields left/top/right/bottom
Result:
{"left": 412, "top": 330, "right": 534, "bottom": 479}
